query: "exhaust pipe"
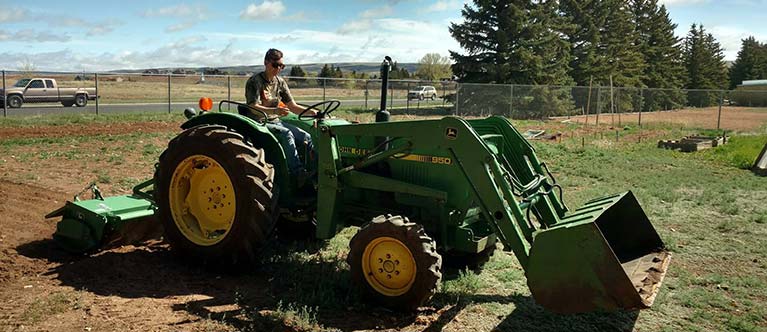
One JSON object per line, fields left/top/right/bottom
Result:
{"left": 376, "top": 56, "right": 392, "bottom": 123}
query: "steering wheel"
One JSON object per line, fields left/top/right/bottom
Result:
{"left": 299, "top": 100, "right": 341, "bottom": 120}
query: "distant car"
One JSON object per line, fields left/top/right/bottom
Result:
{"left": 0, "top": 78, "right": 97, "bottom": 108}
{"left": 407, "top": 85, "right": 438, "bottom": 100}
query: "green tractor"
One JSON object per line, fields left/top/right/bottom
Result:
{"left": 46, "top": 57, "right": 670, "bottom": 313}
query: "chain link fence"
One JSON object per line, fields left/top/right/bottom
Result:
{"left": 2, "top": 70, "right": 766, "bottom": 133}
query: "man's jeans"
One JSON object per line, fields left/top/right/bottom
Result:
{"left": 266, "top": 121, "right": 313, "bottom": 174}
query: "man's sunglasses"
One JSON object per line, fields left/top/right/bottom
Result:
{"left": 271, "top": 61, "right": 285, "bottom": 69}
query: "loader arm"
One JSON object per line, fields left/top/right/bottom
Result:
{"left": 318, "top": 115, "right": 670, "bottom": 313}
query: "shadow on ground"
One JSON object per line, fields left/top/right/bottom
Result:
{"left": 17, "top": 238, "right": 639, "bottom": 332}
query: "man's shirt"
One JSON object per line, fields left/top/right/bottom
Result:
{"left": 245, "top": 72, "right": 294, "bottom": 107}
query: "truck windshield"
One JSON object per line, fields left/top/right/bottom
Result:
{"left": 14, "top": 79, "right": 31, "bottom": 87}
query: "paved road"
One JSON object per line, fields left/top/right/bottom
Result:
{"left": 1, "top": 98, "right": 449, "bottom": 117}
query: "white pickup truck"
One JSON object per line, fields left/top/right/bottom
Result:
{"left": 1, "top": 78, "right": 98, "bottom": 108}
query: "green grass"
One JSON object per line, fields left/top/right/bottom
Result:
{"left": 0, "top": 112, "right": 183, "bottom": 127}
{"left": 696, "top": 134, "right": 767, "bottom": 169}
{"left": 3, "top": 113, "right": 766, "bottom": 331}
{"left": 20, "top": 291, "right": 82, "bottom": 324}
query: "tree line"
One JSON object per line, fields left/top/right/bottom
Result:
{"left": 448, "top": 0, "right": 763, "bottom": 115}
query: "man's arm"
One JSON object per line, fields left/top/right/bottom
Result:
{"left": 249, "top": 102, "right": 290, "bottom": 117}
{"left": 286, "top": 100, "right": 313, "bottom": 115}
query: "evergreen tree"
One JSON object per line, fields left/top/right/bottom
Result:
{"left": 450, "top": 0, "right": 574, "bottom": 118}
{"left": 449, "top": 0, "right": 572, "bottom": 85}
{"left": 334, "top": 66, "right": 343, "bottom": 78}
{"left": 289, "top": 65, "right": 306, "bottom": 77}
{"left": 632, "top": 0, "right": 686, "bottom": 110}
{"left": 318, "top": 64, "right": 333, "bottom": 78}
{"left": 602, "top": 0, "right": 646, "bottom": 88}
{"left": 729, "top": 36, "right": 767, "bottom": 88}
{"left": 682, "top": 24, "right": 728, "bottom": 106}
{"left": 561, "top": 0, "right": 645, "bottom": 87}
{"left": 318, "top": 64, "right": 333, "bottom": 85}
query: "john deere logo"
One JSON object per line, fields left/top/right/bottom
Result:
{"left": 446, "top": 127, "right": 458, "bottom": 140}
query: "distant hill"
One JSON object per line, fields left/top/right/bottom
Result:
{"left": 112, "top": 62, "right": 419, "bottom": 76}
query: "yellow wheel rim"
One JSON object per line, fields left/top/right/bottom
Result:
{"left": 169, "top": 155, "right": 236, "bottom": 246}
{"left": 362, "top": 236, "right": 417, "bottom": 296}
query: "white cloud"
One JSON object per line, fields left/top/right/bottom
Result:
{"left": 271, "top": 35, "right": 299, "bottom": 43}
{"left": 240, "top": 1, "right": 286, "bottom": 20}
{"left": 337, "top": 19, "right": 374, "bottom": 35}
{"left": 0, "top": 7, "right": 27, "bottom": 23}
{"left": 0, "top": 29, "right": 71, "bottom": 42}
{"left": 337, "top": 5, "right": 394, "bottom": 35}
{"left": 142, "top": 4, "right": 208, "bottom": 20}
{"left": 166, "top": 21, "right": 197, "bottom": 33}
{"left": 43, "top": 16, "right": 123, "bottom": 36}
{"left": 709, "top": 25, "right": 767, "bottom": 60}
{"left": 426, "top": 0, "right": 463, "bottom": 12}
{"left": 361, "top": 5, "right": 393, "bottom": 19}
{"left": 659, "top": 0, "right": 707, "bottom": 5}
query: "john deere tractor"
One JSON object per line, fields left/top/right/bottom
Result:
{"left": 47, "top": 57, "right": 671, "bottom": 313}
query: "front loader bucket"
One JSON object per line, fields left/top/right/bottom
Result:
{"left": 526, "top": 191, "right": 671, "bottom": 313}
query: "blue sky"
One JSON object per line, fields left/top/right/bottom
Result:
{"left": 0, "top": 0, "right": 765, "bottom": 71}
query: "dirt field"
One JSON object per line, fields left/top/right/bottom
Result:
{"left": 1, "top": 113, "right": 766, "bottom": 332}
{"left": 564, "top": 106, "right": 767, "bottom": 131}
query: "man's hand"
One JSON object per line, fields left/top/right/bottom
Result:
{"left": 303, "top": 109, "right": 319, "bottom": 116}
{"left": 277, "top": 107, "right": 291, "bottom": 116}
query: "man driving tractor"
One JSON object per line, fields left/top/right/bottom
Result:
{"left": 245, "top": 48, "right": 315, "bottom": 183}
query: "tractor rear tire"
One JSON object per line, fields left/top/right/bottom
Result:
{"left": 155, "top": 124, "right": 277, "bottom": 266}
{"left": 348, "top": 215, "right": 442, "bottom": 311}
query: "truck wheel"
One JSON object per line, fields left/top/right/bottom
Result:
{"left": 348, "top": 215, "right": 442, "bottom": 311}
{"left": 74, "top": 94, "right": 88, "bottom": 107}
{"left": 154, "top": 124, "right": 278, "bottom": 266}
{"left": 431, "top": 94, "right": 437, "bottom": 100}
{"left": 418, "top": 95, "right": 424, "bottom": 101}
{"left": 7, "top": 95, "right": 22, "bottom": 108}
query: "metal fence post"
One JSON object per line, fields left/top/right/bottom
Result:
{"left": 2, "top": 70, "right": 6, "bottom": 118}
{"left": 364, "top": 80, "right": 369, "bottom": 109}
{"left": 454, "top": 83, "right": 461, "bottom": 115}
{"left": 717, "top": 90, "right": 724, "bottom": 130}
{"left": 595, "top": 86, "right": 601, "bottom": 126}
{"left": 638, "top": 88, "right": 643, "bottom": 127}
{"left": 95, "top": 73, "right": 99, "bottom": 115}
{"left": 441, "top": 82, "right": 446, "bottom": 108}
{"left": 509, "top": 84, "right": 514, "bottom": 118}
{"left": 406, "top": 82, "right": 411, "bottom": 111}
{"left": 167, "top": 74, "right": 172, "bottom": 114}
{"left": 389, "top": 81, "right": 393, "bottom": 109}
{"left": 227, "top": 76, "right": 231, "bottom": 111}
{"left": 322, "top": 78, "right": 326, "bottom": 102}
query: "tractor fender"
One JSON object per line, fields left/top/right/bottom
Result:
{"left": 180, "top": 112, "right": 290, "bottom": 199}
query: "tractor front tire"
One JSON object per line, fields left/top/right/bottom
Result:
{"left": 348, "top": 215, "right": 442, "bottom": 311}
{"left": 155, "top": 124, "right": 277, "bottom": 266}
